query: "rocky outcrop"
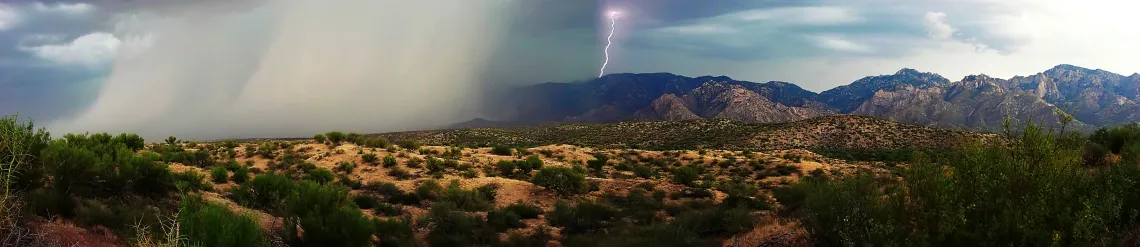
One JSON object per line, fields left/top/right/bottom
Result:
{"left": 633, "top": 82, "right": 827, "bottom": 123}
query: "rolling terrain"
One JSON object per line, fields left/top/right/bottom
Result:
{"left": 381, "top": 115, "right": 994, "bottom": 151}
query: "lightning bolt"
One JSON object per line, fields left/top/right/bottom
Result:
{"left": 599, "top": 11, "right": 619, "bottom": 78}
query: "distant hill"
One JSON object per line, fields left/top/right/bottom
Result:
{"left": 467, "top": 64, "right": 1136, "bottom": 132}
{"left": 378, "top": 115, "right": 996, "bottom": 151}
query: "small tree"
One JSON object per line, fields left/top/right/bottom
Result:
{"left": 325, "top": 131, "right": 346, "bottom": 145}
{"left": 382, "top": 155, "right": 398, "bottom": 168}
{"left": 179, "top": 196, "right": 265, "bottom": 247}
{"left": 346, "top": 133, "right": 363, "bottom": 145}
{"left": 231, "top": 167, "right": 250, "bottom": 184}
{"left": 211, "top": 166, "right": 229, "bottom": 184}
{"left": 531, "top": 167, "right": 586, "bottom": 196}
{"left": 361, "top": 153, "right": 379, "bottom": 164}
{"left": 491, "top": 146, "right": 513, "bottom": 156}
{"left": 313, "top": 134, "right": 327, "bottom": 143}
{"left": 306, "top": 168, "right": 335, "bottom": 185}
{"left": 672, "top": 166, "right": 699, "bottom": 186}
{"left": 165, "top": 136, "right": 179, "bottom": 145}
{"left": 396, "top": 139, "right": 420, "bottom": 150}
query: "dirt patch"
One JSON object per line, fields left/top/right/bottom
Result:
{"left": 26, "top": 219, "right": 122, "bottom": 247}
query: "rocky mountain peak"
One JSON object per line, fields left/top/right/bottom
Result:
{"left": 1048, "top": 64, "right": 1092, "bottom": 73}
{"left": 895, "top": 68, "right": 921, "bottom": 76}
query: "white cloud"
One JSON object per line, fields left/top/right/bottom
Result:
{"left": 22, "top": 32, "right": 122, "bottom": 65}
{"left": 33, "top": 2, "right": 94, "bottom": 14}
{"left": 731, "top": 6, "right": 862, "bottom": 25}
{"left": 659, "top": 24, "right": 736, "bottom": 34}
{"left": 810, "top": 35, "right": 874, "bottom": 53}
{"left": 922, "top": 11, "right": 954, "bottom": 40}
{"left": 0, "top": 4, "right": 18, "bottom": 31}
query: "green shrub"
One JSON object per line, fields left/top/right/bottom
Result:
{"left": 773, "top": 164, "right": 800, "bottom": 176}
{"left": 290, "top": 205, "right": 374, "bottom": 247}
{"left": 415, "top": 180, "right": 444, "bottom": 201}
{"left": 111, "top": 133, "right": 145, "bottom": 151}
{"left": 382, "top": 155, "right": 397, "bottom": 167}
{"left": 488, "top": 209, "right": 525, "bottom": 232}
{"left": 614, "top": 162, "right": 632, "bottom": 171}
{"left": 74, "top": 200, "right": 120, "bottom": 229}
{"left": 426, "top": 158, "right": 446, "bottom": 175}
{"left": 437, "top": 180, "right": 494, "bottom": 212}
{"left": 174, "top": 170, "right": 210, "bottom": 192}
{"left": 547, "top": 200, "right": 617, "bottom": 235}
{"left": 462, "top": 170, "right": 478, "bottom": 178}
{"left": 1090, "top": 124, "right": 1140, "bottom": 154}
{"left": 586, "top": 154, "right": 608, "bottom": 174}
{"left": 783, "top": 121, "right": 1140, "bottom": 246}
{"left": 40, "top": 140, "right": 101, "bottom": 198}
{"left": 367, "top": 182, "right": 403, "bottom": 197}
{"left": 0, "top": 115, "right": 52, "bottom": 192}
{"left": 337, "top": 162, "right": 356, "bottom": 174}
{"left": 179, "top": 196, "right": 265, "bottom": 247}
{"left": 118, "top": 153, "right": 175, "bottom": 197}
{"left": 361, "top": 137, "right": 390, "bottom": 148}
{"left": 232, "top": 173, "right": 296, "bottom": 211}
{"left": 231, "top": 167, "right": 250, "bottom": 184}
{"left": 497, "top": 160, "right": 517, "bottom": 178}
{"left": 353, "top": 194, "right": 380, "bottom": 209}
{"left": 501, "top": 228, "right": 554, "bottom": 247}
{"left": 406, "top": 157, "right": 423, "bottom": 168}
{"left": 313, "top": 134, "right": 327, "bottom": 143}
{"left": 211, "top": 166, "right": 229, "bottom": 183}
{"left": 476, "top": 184, "right": 498, "bottom": 202}
{"left": 504, "top": 202, "right": 543, "bottom": 219}
{"left": 388, "top": 166, "right": 410, "bottom": 179}
{"left": 672, "top": 166, "right": 699, "bottom": 186}
{"left": 491, "top": 146, "right": 513, "bottom": 156}
{"left": 422, "top": 202, "right": 500, "bottom": 246}
{"left": 373, "top": 203, "right": 403, "bottom": 217}
{"left": 325, "top": 131, "right": 346, "bottom": 145}
{"left": 306, "top": 168, "right": 335, "bottom": 185}
{"left": 523, "top": 155, "right": 544, "bottom": 171}
{"left": 633, "top": 165, "right": 655, "bottom": 179}
{"left": 396, "top": 139, "right": 421, "bottom": 150}
{"left": 346, "top": 132, "right": 362, "bottom": 144}
{"left": 336, "top": 174, "right": 362, "bottom": 189}
{"left": 281, "top": 181, "right": 373, "bottom": 247}
{"left": 362, "top": 153, "right": 379, "bottom": 164}
{"left": 532, "top": 167, "right": 587, "bottom": 196}
{"left": 373, "top": 218, "right": 415, "bottom": 247}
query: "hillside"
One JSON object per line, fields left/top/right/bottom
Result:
{"left": 377, "top": 115, "right": 995, "bottom": 151}
{"left": 3, "top": 114, "right": 902, "bottom": 247}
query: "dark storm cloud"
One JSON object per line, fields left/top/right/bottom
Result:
{"left": 0, "top": 2, "right": 114, "bottom": 123}
{"left": 483, "top": 0, "right": 789, "bottom": 82}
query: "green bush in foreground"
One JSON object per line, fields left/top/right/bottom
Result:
{"left": 781, "top": 121, "right": 1140, "bottom": 246}
{"left": 179, "top": 196, "right": 265, "bottom": 247}
{"left": 421, "top": 202, "right": 499, "bottom": 247}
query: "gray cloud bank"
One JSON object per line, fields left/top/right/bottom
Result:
{"left": 47, "top": 0, "right": 531, "bottom": 140}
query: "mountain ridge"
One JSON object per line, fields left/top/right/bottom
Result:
{"left": 471, "top": 64, "right": 1138, "bottom": 132}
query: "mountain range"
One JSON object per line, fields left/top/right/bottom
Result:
{"left": 467, "top": 64, "right": 1140, "bottom": 132}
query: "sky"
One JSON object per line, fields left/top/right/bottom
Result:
{"left": 1, "top": 0, "right": 1139, "bottom": 140}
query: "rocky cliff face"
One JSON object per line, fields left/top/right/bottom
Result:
{"left": 819, "top": 68, "right": 952, "bottom": 113}
{"left": 631, "top": 94, "right": 701, "bottom": 121}
{"left": 1000, "top": 65, "right": 1140, "bottom": 126}
{"left": 633, "top": 82, "right": 828, "bottom": 123}
{"left": 852, "top": 74, "right": 1091, "bottom": 131}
